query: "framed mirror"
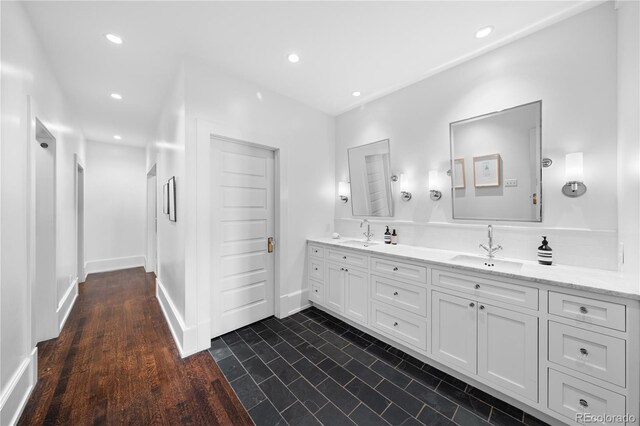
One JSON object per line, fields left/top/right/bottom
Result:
{"left": 348, "top": 139, "right": 393, "bottom": 217}
{"left": 450, "top": 101, "right": 542, "bottom": 222}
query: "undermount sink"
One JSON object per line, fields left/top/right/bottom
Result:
{"left": 340, "top": 239, "right": 379, "bottom": 248}
{"left": 450, "top": 254, "right": 523, "bottom": 272}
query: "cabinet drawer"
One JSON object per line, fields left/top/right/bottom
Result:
{"left": 549, "top": 292, "right": 626, "bottom": 332}
{"left": 309, "top": 280, "right": 324, "bottom": 304}
{"left": 309, "top": 245, "right": 324, "bottom": 258}
{"left": 370, "top": 275, "right": 427, "bottom": 316}
{"left": 371, "top": 257, "right": 427, "bottom": 283}
{"left": 326, "top": 249, "right": 369, "bottom": 268}
{"left": 432, "top": 269, "right": 538, "bottom": 310}
{"left": 548, "top": 369, "right": 626, "bottom": 423}
{"left": 370, "top": 302, "right": 426, "bottom": 350}
{"left": 309, "top": 257, "right": 324, "bottom": 281}
{"left": 549, "top": 322, "right": 626, "bottom": 387}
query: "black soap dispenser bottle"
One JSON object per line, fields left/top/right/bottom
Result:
{"left": 538, "top": 236, "right": 552, "bottom": 265}
{"left": 384, "top": 226, "right": 391, "bottom": 244}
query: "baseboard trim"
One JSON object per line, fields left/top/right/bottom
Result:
{"left": 279, "top": 288, "right": 310, "bottom": 317}
{"left": 155, "top": 277, "right": 199, "bottom": 358}
{"left": 0, "top": 347, "right": 37, "bottom": 426}
{"left": 57, "top": 278, "right": 78, "bottom": 331}
{"left": 84, "top": 255, "right": 146, "bottom": 276}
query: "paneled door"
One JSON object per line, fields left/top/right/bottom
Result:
{"left": 214, "top": 140, "right": 275, "bottom": 335}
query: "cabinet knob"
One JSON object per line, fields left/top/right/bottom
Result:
{"left": 393, "top": 267, "right": 399, "bottom": 271}
{"left": 345, "top": 269, "right": 349, "bottom": 272}
{"left": 315, "top": 289, "right": 318, "bottom": 293}
{"left": 340, "top": 267, "right": 344, "bottom": 271}
{"left": 469, "top": 302, "right": 475, "bottom": 307}
{"left": 479, "top": 305, "right": 485, "bottom": 310}
{"left": 393, "top": 291, "right": 399, "bottom": 296}
{"left": 393, "top": 322, "right": 399, "bottom": 327}
{"left": 579, "top": 399, "right": 588, "bottom": 408}
{"left": 475, "top": 284, "right": 481, "bottom": 289}
{"left": 579, "top": 306, "right": 588, "bottom": 314}
{"left": 342, "top": 256, "right": 347, "bottom": 260}
{"left": 579, "top": 348, "right": 588, "bottom": 356}
{"left": 314, "top": 267, "right": 318, "bottom": 271}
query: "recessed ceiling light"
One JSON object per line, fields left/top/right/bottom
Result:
{"left": 287, "top": 53, "right": 300, "bottom": 63}
{"left": 352, "top": 91, "right": 361, "bottom": 97}
{"left": 110, "top": 93, "right": 122, "bottom": 100}
{"left": 114, "top": 135, "right": 122, "bottom": 140}
{"left": 475, "top": 26, "right": 493, "bottom": 39}
{"left": 105, "top": 33, "right": 123, "bottom": 44}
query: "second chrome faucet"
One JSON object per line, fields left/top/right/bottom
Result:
{"left": 360, "top": 219, "right": 374, "bottom": 242}
{"left": 480, "top": 225, "right": 502, "bottom": 258}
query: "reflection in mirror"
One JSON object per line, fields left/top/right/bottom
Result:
{"left": 450, "top": 101, "right": 542, "bottom": 222}
{"left": 348, "top": 139, "right": 393, "bottom": 217}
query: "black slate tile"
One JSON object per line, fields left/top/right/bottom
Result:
{"left": 298, "top": 329, "right": 327, "bottom": 347}
{"left": 248, "top": 400, "right": 287, "bottom": 426}
{"left": 466, "top": 386, "right": 523, "bottom": 421}
{"left": 406, "top": 380, "right": 458, "bottom": 419}
{"left": 453, "top": 407, "right": 491, "bottom": 426}
{"left": 315, "top": 403, "right": 357, "bottom": 426}
{"left": 376, "top": 379, "right": 423, "bottom": 416}
{"left": 280, "top": 316, "right": 299, "bottom": 329}
{"left": 342, "top": 331, "right": 372, "bottom": 348}
{"left": 382, "top": 404, "right": 423, "bottom": 426}
{"left": 322, "top": 320, "right": 349, "bottom": 336}
{"left": 366, "top": 344, "right": 403, "bottom": 367}
{"left": 342, "top": 344, "right": 377, "bottom": 367}
{"left": 370, "top": 360, "right": 411, "bottom": 389}
{"left": 252, "top": 340, "right": 279, "bottom": 363}
{"left": 264, "top": 317, "right": 289, "bottom": 333}
{"left": 349, "top": 404, "right": 391, "bottom": 426}
{"left": 436, "top": 381, "right": 491, "bottom": 421}
{"left": 302, "top": 309, "right": 326, "bottom": 321}
{"left": 243, "top": 355, "right": 273, "bottom": 384}
{"left": 292, "top": 357, "right": 328, "bottom": 386}
{"left": 221, "top": 331, "right": 242, "bottom": 345}
{"left": 303, "top": 320, "right": 327, "bottom": 334}
{"left": 259, "top": 329, "right": 283, "bottom": 346}
{"left": 287, "top": 321, "right": 308, "bottom": 334}
{"left": 317, "top": 342, "right": 351, "bottom": 365}
{"left": 344, "top": 359, "right": 384, "bottom": 387}
{"left": 288, "top": 377, "right": 329, "bottom": 413}
{"left": 423, "top": 364, "right": 467, "bottom": 391}
{"left": 281, "top": 401, "right": 322, "bottom": 425}
{"left": 345, "top": 378, "right": 390, "bottom": 415}
{"left": 267, "top": 357, "right": 301, "bottom": 385}
{"left": 416, "top": 404, "right": 455, "bottom": 426}
{"left": 217, "top": 355, "right": 247, "bottom": 382}
{"left": 397, "top": 361, "right": 441, "bottom": 389}
{"left": 317, "top": 378, "right": 360, "bottom": 415}
{"left": 272, "top": 341, "right": 304, "bottom": 364}
{"left": 401, "top": 353, "right": 425, "bottom": 369}
{"left": 296, "top": 342, "right": 328, "bottom": 364}
{"left": 208, "top": 338, "right": 232, "bottom": 361}
{"left": 230, "top": 374, "right": 266, "bottom": 411}
{"left": 258, "top": 375, "right": 298, "bottom": 412}
{"left": 319, "top": 330, "right": 350, "bottom": 349}
{"left": 278, "top": 328, "right": 306, "bottom": 347}
{"left": 290, "top": 312, "right": 309, "bottom": 323}
{"left": 523, "top": 413, "right": 551, "bottom": 426}
{"left": 227, "top": 339, "right": 256, "bottom": 362}
{"left": 490, "top": 407, "right": 525, "bottom": 426}
{"left": 237, "top": 326, "right": 264, "bottom": 345}
{"left": 250, "top": 321, "right": 270, "bottom": 333}
{"left": 317, "top": 358, "right": 355, "bottom": 386}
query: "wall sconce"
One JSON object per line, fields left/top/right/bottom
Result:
{"left": 562, "top": 152, "right": 587, "bottom": 197}
{"left": 338, "top": 181, "right": 350, "bottom": 203}
{"left": 399, "top": 174, "right": 412, "bottom": 201}
{"left": 428, "top": 170, "right": 442, "bottom": 201}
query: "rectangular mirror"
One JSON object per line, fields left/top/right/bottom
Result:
{"left": 348, "top": 139, "right": 393, "bottom": 217}
{"left": 450, "top": 101, "right": 542, "bottom": 222}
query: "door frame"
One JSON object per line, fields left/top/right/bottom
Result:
{"left": 146, "top": 164, "right": 158, "bottom": 274}
{"left": 74, "top": 154, "right": 85, "bottom": 283}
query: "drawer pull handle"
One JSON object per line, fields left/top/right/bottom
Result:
{"left": 579, "top": 306, "right": 588, "bottom": 314}
{"left": 342, "top": 256, "right": 347, "bottom": 260}
{"left": 579, "top": 348, "right": 588, "bottom": 356}
{"left": 469, "top": 302, "right": 475, "bottom": 307}
{"left": 393, "top": 291, "right": 399, "bottom": 296}
{"left": 393, "top": 322, "right": 399, "bottom": 327}
{"left": 479, "top": 305, "right": 485, "bottom": 310}
{"left": 475, "top": 284, "right": 481, "bottom": 289}
{"left": 579, "top": 399, "right": 588, "bottom": 408}
{"left": 393, "top": 267, "right": 399, "bottom": 271}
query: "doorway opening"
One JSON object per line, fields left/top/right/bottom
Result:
{"left": 76, "top": 158, "right": 85, "bottom": 282}
{"left": 146, "top": 165, "right": 158, "bottom": 274}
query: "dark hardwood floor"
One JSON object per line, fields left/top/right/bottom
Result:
{"left": 18, "top": 267, "right": 252, "bottom": 426}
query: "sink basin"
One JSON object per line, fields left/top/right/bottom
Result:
{"left": 340, "top": 239, "right": 379, "bottom": 248}
{"left": 450, "top": 254, "right": 523, "bottom": 272}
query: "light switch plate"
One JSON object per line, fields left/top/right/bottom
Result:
{"left": 504, "top": 178, "right": 518, "bottom": 187}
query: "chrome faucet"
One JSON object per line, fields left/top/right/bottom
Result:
{"left": 480, "top": 225, "right": 502, "bottom": 258}
{"left": 360, "top": 219, "right": 374, "bottom": 242}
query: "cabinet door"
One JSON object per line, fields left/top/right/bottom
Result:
{"left": 326, "top": 263, "right": 345, "bottom": 313}
{"left": 477, "top": 303, "right": 538, "bottom": 402}
{"left": 431, "top": 291, "right": 477, "bottom": 374}
{"left": 345, "top": 267, "right": 368, "bottom": 325}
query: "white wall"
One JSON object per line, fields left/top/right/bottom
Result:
{"left": 84, "top": 141, "right": 147, "bottom": 275}
{"left": 1, "top": 2, "right": 86, "bottom": 424}
{"left": 617, "top": 0, "right": 640, "bottom": 287}
{"left": 335, "top": 3, "right": 618, "bottom": 270}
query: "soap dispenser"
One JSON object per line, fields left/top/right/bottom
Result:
{"left": 391, "top": 229, "right": 398, "bottom": 245}
{"left": 538, "top": 236, "right": 552, "bottom": 265}
{"left": 384, "top": 226, "right": 391, "bottom": 244}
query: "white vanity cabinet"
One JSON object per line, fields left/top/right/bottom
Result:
{"left": 322, "top": 249, "right": 369, "bottom": 325}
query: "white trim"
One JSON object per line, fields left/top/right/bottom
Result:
{"left": 57, "top": 277, "right": 78, "bottom": 331}
{"left": 155, "top": 277, "right": 199, "bottom": 358}
{"left": 0, "top": 348, "right": 37, "bottom": 426}
{"left": 84, "top": 255, "right": 146, "bottom": 276}
{"left": 279, "top": 288, "right": 311, "bottom": 317}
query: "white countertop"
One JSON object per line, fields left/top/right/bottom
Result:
{"left": 308, "top": 237, "right": 640, "bottom": 300}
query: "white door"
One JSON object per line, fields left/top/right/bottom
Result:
{"left": 477, "top": 303, "right": 538, "bottom": 401}
{"left": 215, "top": 141, "right": 275, "bottom": 334}
{"left": 326, "top": 263, "right": 345, "bottom": 313}
{"left": 345, "top": 267, "right": 368, "bottom": 324}
{"left": 431, "top": 291, "right": 477, "bottom": 374}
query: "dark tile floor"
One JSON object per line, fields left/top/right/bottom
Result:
{"left": 209, "top": 307, "right": 550, "bottom": 426}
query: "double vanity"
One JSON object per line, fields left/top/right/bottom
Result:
{"left": 306, "top": 237, "right": 640, "bottom": 425}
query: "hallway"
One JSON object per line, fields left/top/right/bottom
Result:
{"left": 18, "top": 268, "right": 252, "bottom": 426}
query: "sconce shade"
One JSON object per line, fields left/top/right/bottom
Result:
{"left": 338, "top": 181, "right": 349, "bottom": 197}
{"left": 400, "top": 174, "right": 408, "bottom": 193}
{"left": 565, "top": 152, "right": 584, "bottom": 182}
{"left": 428, "top": 170, "right": 439, "bottom": 191}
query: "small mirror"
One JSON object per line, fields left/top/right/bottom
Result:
{"left": 348, "top": 139, "right": 393, "bottom": 217}
{"left": 450, "top": 101, "right": 542, "bottom": 222}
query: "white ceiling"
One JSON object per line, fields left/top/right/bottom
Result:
{"left": 22, "top": 1, "right": 602, "bottom": 147}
